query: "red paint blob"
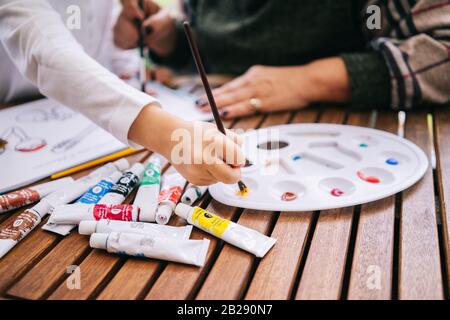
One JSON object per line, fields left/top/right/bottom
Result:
{"left": 331, "top": 188, "right": 344, "bottom": 197}
{"left": 281, "top": 192, "right": 297, "bottom": 201}
{"left": 357, "top": 171, "right": 381, "bottom": 184}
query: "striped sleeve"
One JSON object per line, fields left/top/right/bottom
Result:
{"left": 371, "top": 0, "right": 450, "bottom": 109}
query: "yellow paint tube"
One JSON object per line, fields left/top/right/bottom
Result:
{"left": 175, "top": 203, "right": 276, "bottom": 258}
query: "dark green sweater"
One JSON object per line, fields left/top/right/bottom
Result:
{"left": 154, "top": 0, "right": 391, "bottom": 109}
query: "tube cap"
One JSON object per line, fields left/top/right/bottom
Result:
{"left": 79, "top": 220, "right": 98, "bottom": 235}
{"left": 113, "top": 158, "right": 130, "bottom": 172}
{"left": 156, "top": 205, "right": 173, "bottom": 225}
{"left": 89, "top": 233, "right": 108, "bottom": 250}
{"left": 107, "top": 171, "right": 123, "bottom": 183}
{"left": 138, "top": 204, "right": 156, "bottom": 223}
{"left": 175, "top": 203, "right": 193, "bottom": 220}
{"left": 130, "top": 162, "right": 145, "bottom": 178}
{"left": 181, "top": 189, "right": 198, "bottom": 205}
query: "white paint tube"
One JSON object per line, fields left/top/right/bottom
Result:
{"left": 90, "top": 232, "right": 210, "bottom": 267}
{"left": 98, "top": 163, "right": 144, "bottom": 205}
{"left": 0, "top": 198, "right": 53, "bottom": 258}
{"left": 133, "top": 154, "right": 165, "bottom": 222}
{"left": 181, "top": 184, "right": 208, "bottom": 206}
{"left": 0, "top": 160, "right": 130, "bottom": 257}
{"left": 49, "top": 203, "right": 140, "bottom": 225}
{"left": 0, "top": 177, "right": 74, "bottom": 214}
{"left": 175, "top": 203, "right": 277, "bottom": 258}
{"left": 43, "top": 171, "right": 123, "bottom": 236}
{"left": 42, "top": 161, "right": 128, "bottom": 234}
{"left": 156, "top": 166, "right": 186, "bottom": 225}
{"left": 0, "top": 176, "right": 95, "bottom": 258}
{"left": 79, "top": 219, "right": 192, "bottom": 240}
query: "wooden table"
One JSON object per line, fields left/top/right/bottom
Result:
{"left": 1, "top": 106, "right": 449, "bottom": 300}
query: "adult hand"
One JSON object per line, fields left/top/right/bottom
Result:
{"left": 197, "top": 58, "right": 351, "bottom": 119}
{"left": 114, "top": 0, "right": 176, "bottom": 57}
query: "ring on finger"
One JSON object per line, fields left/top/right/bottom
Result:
{"left": 249, "top": 98, "right": 263, "bottom": 114}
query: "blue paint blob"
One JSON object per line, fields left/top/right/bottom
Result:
{"left": 359, "top": 143, "right": 369, "bottom": 148}
{"left": 386, "top": 158, "right": 399, "bottom": 165}
{"left": 292, "top": 155, "right": 302, "bottom": 161}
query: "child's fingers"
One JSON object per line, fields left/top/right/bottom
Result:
{"left": 225, "top": 128, "right": 243, "bottom": 147}
{"left": 207, "top": 161, "right": 241, "bottom": 185}
{"left": 212, "top": 133, "right": 246, "bottom": 167}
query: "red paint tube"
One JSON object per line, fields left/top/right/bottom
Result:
{"left": 49, "top": 203, "right": 140, "bottom": 225}
{"left": 155, "top": 167, "right": 186, "bottom": 225}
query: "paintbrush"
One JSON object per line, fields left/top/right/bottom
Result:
{"left": 136, "top": 0, "right": 147, "bottom": 92}
{"left": 183, "top": 21, "right": 248, "bottom": 194}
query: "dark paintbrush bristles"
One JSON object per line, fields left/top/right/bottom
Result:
{"left": 0, "top": 138, "right": 7, "bottom": 149}
{"left": 183, "top": 21, "right": 247, "bottom": 192}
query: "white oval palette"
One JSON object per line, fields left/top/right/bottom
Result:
{"left": 209, "top": 124, "right": 429, "bottom": 211}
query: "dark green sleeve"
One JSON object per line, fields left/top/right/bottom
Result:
{"left": 341, "top": 52, "right": 391, "bottom": 109}
{"left": 150, "top": 20, "right": 191, "bottom": 70}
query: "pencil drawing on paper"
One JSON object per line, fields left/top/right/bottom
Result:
{"left": 15, "top": 106, "right": 76, "bottom": 123}
{"left": 0, "top": 126, "right": 47, "bottom": 153}
{"left": 51, "top": 124, "right": 97, "bottom": 154}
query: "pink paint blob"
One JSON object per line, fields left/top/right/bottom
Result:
{"left": 330, "top": 188, "right": 344, "bottom": 197}
{"left": 281, "top": 192, "right": 297, "bottom": 201}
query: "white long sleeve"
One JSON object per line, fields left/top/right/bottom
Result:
{"left": 0, "top": 0, "right": 159, "bottom": 146}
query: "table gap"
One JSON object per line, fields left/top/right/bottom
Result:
{"left": 431, "top": 110, "right": 450, "bottom": 299}
{"left": 40, "top": 244, "right": 93, "bottom": 300}
{"left": 288, "top": 211, "right": 320, "bottom": 300}
{"left": 191, "top": 206, "right": 246, "bottom": 299}
{"left": 340, "top": 205, "right": 361, "bottom": 300}
{"left": 239, "top": 211, "right": 281, "bottom": 299}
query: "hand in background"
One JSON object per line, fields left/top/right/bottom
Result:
{"left": 197, "top": 58, "right": 351, "bottom": 119}
{"left": 114, "top": 0, "right": 176, "bottom": 57}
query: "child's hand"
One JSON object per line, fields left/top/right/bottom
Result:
{"left": 129, "top": 105, "right": 246, "bottom": 186}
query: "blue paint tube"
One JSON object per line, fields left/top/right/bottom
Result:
{"left": 43, "top": 171, "right": 123, "bottom": 236}
{"left": 77, "top": 171, "right": 123, "bottom": 204}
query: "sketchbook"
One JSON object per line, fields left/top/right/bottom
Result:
{"left": 0, "top": 99, "right": 127, "bottom": 193}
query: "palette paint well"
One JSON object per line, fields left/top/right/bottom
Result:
{"left": 209, "top": 124, "right": 429, "bottom": 211}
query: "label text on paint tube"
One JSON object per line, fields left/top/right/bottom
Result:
{"left": 93, "top": 204, "right": 138, "bottom": 221}
{"left": 77, "top": 180, "right": 114, "bottom": 204}
{"left": 158, "top": 186, "right": 182, "bottom": 204}
{"left": 141, "top": 162, "right": 161, "bottom": 186}
{"left": 0, "top": 210, "right": 40, "bottom": 241}
{"left": 192, "top": 207, "right": 230, "bottom": 237}
{"left": 109, "top": 172, "right": 140, "bottom": 197}
{"left": 0, "top": 189, "right": 40, "bottom": 212}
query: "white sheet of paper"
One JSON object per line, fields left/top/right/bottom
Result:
{"left": 0, "top": 99, "right": 126, "bottom": 193}
{"left": 143, "top": 82, "right": 213, "bottom": 122}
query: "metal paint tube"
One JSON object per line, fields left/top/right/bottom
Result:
{"left": 41, "top": 161, "right": 127, "bottom": 234}
{"left": 49, "top": 203, "right": 140, "bottom": 225}
{"left": 98, "top": 163, "right": 144, "bottom": 205}
{"left": 0, "top": 199, "right": 54, "bottom": 258}
{"left": 181, "top": 184, "right": 208, "bottom": 205}
{"left": 79, "top": 219, "right": 192, "bottom": 239}
{"left": 133, "top": 154, "right": 165, "bottom": 222}
{"left": 0, "top": 177, "right": 74, "bottom": 214}
{"left": 175, "top": 204, "right": 277, "bottom": 258}
{"left": 44, "top": 171, "right": 123, "bottom": 236}
{"left": 90, "top": 232, "right": 210, "bottom": 267}
{"left": 156, "top": 166, "right": 186, "bottom": 225}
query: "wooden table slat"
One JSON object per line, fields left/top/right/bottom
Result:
{"left": 295, "top": 108, "right": 355, "bottom": 300}
{"left": 347, "top": 111, "right": 396, "bottom": 300}
{"left": 399, "top": 112, "right": 443, "bottom": 300}
{"left": 434, "top": 107, "right": 450, "bottom": 292}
